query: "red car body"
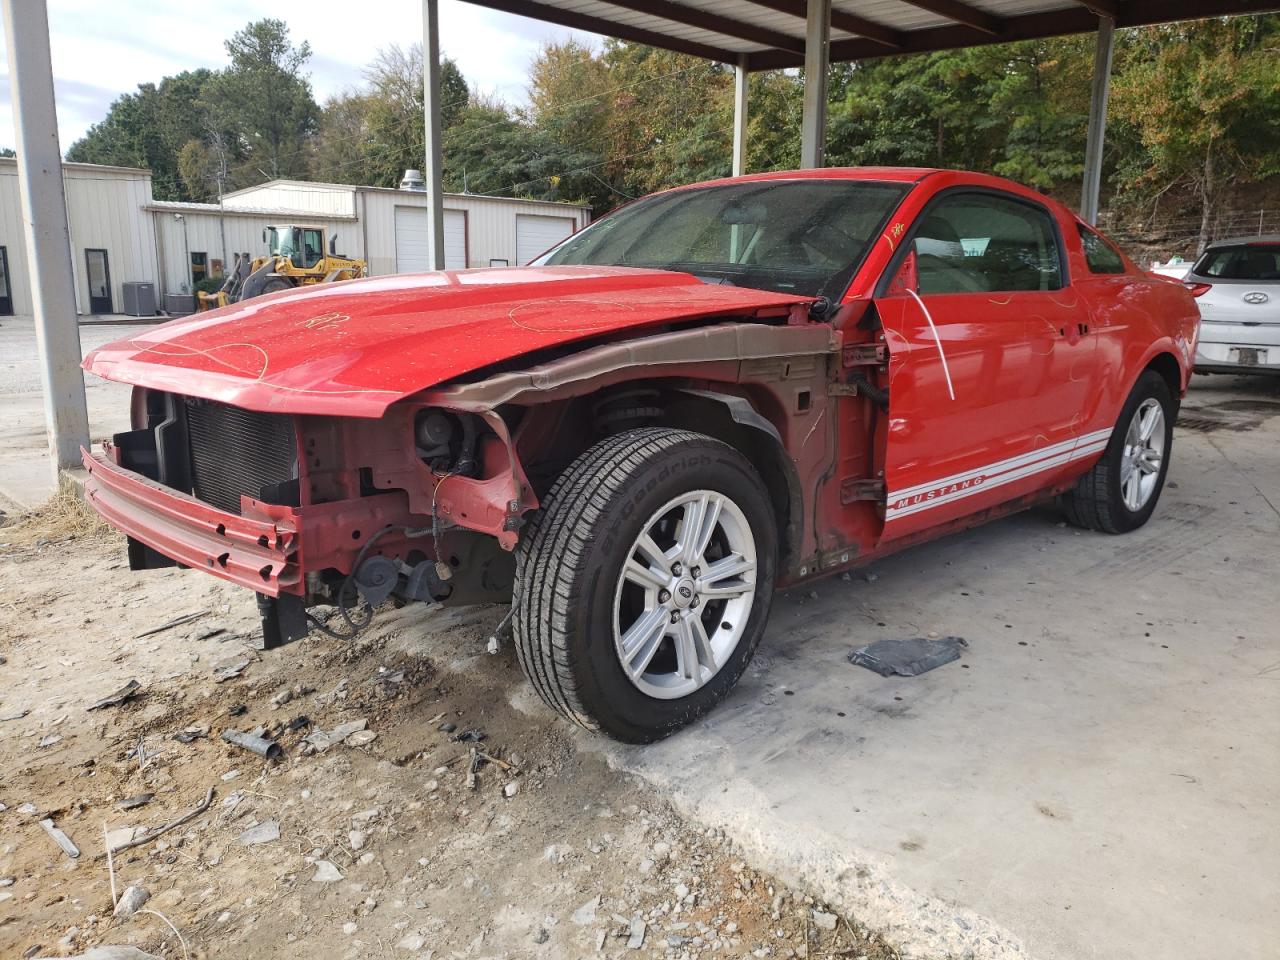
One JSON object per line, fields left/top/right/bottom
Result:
{"left": 82, "top": 168, "right": 1198, "bottom": 682}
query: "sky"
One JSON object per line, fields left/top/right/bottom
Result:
{"left": 0, "top": 0, "right": 599, "bottom": 153}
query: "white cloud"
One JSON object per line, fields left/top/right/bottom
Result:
{"left": 0, "top": 0, "right": 599, "bottom": 152}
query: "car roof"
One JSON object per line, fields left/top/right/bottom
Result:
{"left": 1203, "top": 235, "right": 1280, "bottom": 250}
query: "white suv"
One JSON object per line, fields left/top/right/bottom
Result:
{"left": 1187, "top": 237, "right": 1280, "bottom": 375}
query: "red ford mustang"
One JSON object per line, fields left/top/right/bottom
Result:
{"left": 82, "top": 168, "right": 1200, "bottom": 742}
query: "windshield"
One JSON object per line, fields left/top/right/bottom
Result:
{"left": 1193, "top": 242, "right": 1280, "bottom": 281}
{"left": 537, "top": 180, "right": 910, "bottom": 300}
{"left": 267, "top": 227, "right": 299, "bottom": 259}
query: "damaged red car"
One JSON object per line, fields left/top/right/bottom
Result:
{"left": 82, "top": 168, "right": 1200, "bottom": 742}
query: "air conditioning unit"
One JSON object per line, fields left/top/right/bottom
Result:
{"left": 121, "top": 282, "right": 157, "bottom": 317}
{"left": 164, "top": 293, "right": 195, "bottom": 316}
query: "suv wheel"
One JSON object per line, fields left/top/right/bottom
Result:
{"left": 1062, "top": 370, "right": 1175, "bottom": 533}
{"left": 512, "top": 428, "right": 777, "bottom": 743}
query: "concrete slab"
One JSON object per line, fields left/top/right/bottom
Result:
{"left": 0, "top": 316, "right": 139, "bottom": 511}
{"left": 607, "top": 377, "right": 1280, "bottom": 960}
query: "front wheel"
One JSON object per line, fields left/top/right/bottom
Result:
{"left": 512, "top": 429, "right": 777, "bottom": 743}
{"left": 1062, "top": 370, "right": 1175, "bottom": 533}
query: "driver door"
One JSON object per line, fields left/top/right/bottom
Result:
{"left": 873, "top": 190, "right": 1090, "bottom": 540}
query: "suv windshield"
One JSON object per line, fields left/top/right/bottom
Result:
{"left": 1193, "top": 242, "right": 1280, "bottom": 281}
{"left": 537, "top": 180, "right": 910, "bottom": 300}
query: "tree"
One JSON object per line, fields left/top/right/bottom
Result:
{"left": 1110, "top": 16, "right": 1280, "bottom": 251}
{"left": 0, "top": 147, "right": 15, "bottom": 158}
{"left": 67, "top": 69, "right": 215, "bottom": 200}
{"left": 200, "top": 19, "right": 319, "bottom": 184}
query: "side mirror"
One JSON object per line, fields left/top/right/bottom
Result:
{"left": 261, "top": 228, "right": 268, "bottom": 244}
{"left": 885, "top": 249, "right": 919, "bottom": 296}
{"left": 329, "top": 234, "right": 337, "bottom": 255}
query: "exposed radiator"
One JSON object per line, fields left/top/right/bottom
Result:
{"left": 183, "top": 398, "right": 298, "bottom": 515}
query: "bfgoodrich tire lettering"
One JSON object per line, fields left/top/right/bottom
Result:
{"left": 1062, "top": 370, "right": 1175, "bottom": 534}
{"left": 512, "top": 428, "right": 777, "bottom": 743}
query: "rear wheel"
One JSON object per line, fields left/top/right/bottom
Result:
{"left": 260, "top": 277, "right": 294, "bottom": 295}
{"left": 1062, "top": 370, "right": 1175, "bottom": 533}
{"left": 512, "top": 428, "right": 777, "bottom": 743}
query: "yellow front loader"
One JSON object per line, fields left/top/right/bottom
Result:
{"left": 198, "top": 225, "right": 366, "bottom": 310}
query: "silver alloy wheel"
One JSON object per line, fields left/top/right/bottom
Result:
{"left": 1120, "top": 397, "right": 1166, "bottom": 511}
{"left": 612, "top": 489, "right": 758, "bottom": 700}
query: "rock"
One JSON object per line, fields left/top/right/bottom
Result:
{"left": 351, "top": 808, "right": 381, "bottom": 826}
{"left": 674, "top": 883, "right": 690, "bottom": 901}
{"left": 342, "top": 922, "right": 358, "bottom": 935}
{"left": 358, "top": 852, "right": 375, "bottom": 865}
{"left": 113, "top": 885, "right": 150, "bottom": 918}
{"left": 238, "top": 821, "right": 280, "bottom": 846}
{"left": 652, "top": 841, "right": 672, "bottom": 861}
{"left": 312, "top": 861, "right": 344, "bottom": 883}
{"left": 503, "top": 782, "right": 520, "bottom": 798}
{"left": 638, "top": 858, "right": 655, "bottom": 874}
{"left": 220, "top": 769, "right": 241, "bottom": 782}
{"left": 423, "top": 779, "right": 439, "bottom": 792}
{"left": 330, "top": 719, "right": 368, "bottom": 743}
{"left": 533, "top": 928, "right": 549, "bottom": 944}
{"left": 543, "top": 843, "right": 572, "bottom": 863}
{"left": 17, "top": 803, "right": 38, "bottom": 815}
{"left": 570, "top": 895, "right": 600, "bottom": 925}
{"left": 271, "top": 689, "right": 294, "bottom": 709}
{"left": 349, "top": 830, "right": 366, "bottom": 852}
{"left": 396, "top": 932, "right": 426, "bottom": 951}
{"left": 627, "top": 917, "right": 647, "bottom": 949}
{"left": 116, "top": 794, "right": 152, "bottom": 812}
{"left": 345, "top": 730, "right": 377, "bottom": 747}
{"left": 438, "top": 722, "right": 457, "bottom": 734}
{"left": 812, "top": 910, "right": 838, "bottom": 932}
{"left": 0, "top": 877, "right": 13, "bottom": 886}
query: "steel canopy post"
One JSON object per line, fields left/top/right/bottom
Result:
{"left": 422, "top": 0, "right": 447, "bottom": 270}
{"left": 1, "top": 0, "right": 90, "bottom": 480}
{"left": 800, "top": 0, "right": 831, "bottom": 169}
{"left": 732, "top": 53, "right": 749, "bottom": 177}
{"left": 1080, "top": 15, "right": 1115, "bottom": 225}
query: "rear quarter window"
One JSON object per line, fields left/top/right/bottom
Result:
{"left": 1077, "top": 225, "right": 1126, "bottom": 274}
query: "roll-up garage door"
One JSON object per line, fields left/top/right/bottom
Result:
{"left": 516, "top": 214, "right": 575, "bottom": 265}
{"left": 394, "top": 207, "right": 466, "bottom": 271}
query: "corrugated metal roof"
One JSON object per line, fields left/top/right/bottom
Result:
{"left": 461, "top": 0, "right": 1280, "bottom": 69}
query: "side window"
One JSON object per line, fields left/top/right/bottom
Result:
{"left": 1078, "top": 224, "right": 1126, "bottom": 274}
{"left": 912, "top": 193, "right": 1063, "bottom": 294}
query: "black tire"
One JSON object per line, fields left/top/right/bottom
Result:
{"left": 512, "top": 428, "right": 777, "bottom": 743}
{"left": 1062, "top": 370, "right": 1175, "bottom": 533}
{"left": 261, "top": 277, "right": 294, "bottom": 295}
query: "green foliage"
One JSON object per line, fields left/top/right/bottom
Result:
{"left": 194, "top": 275, "right": 227, "bottom": 296}
{"left": 67, "top": 69, "right": 215, "bottom": 200}
{"left": 0, "top": 147, "right": 15, "bottom": 158}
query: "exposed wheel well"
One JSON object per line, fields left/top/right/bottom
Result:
{"left": 1144, "top": 352, "right": 1184, "bottom": 403}
{"left": 521, "top": 384, "right": 801, "bottom": 571}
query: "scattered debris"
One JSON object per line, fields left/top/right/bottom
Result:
{"left": 113, "top": 884, "right": 151, "bottom": 918}
{"left": 172, "top": 726, "right": 206, "bottom": 744}
{"left": 627, "top": 917, "right": 647, "bottom": 949}
{"left": 570, "top": 895, "right": 600, "bottom": 925}
{"left": 237, "top": 820, "right": 280, "bottom": 846}
{"left": 86, "top": 679, "right": 141, "bottom": 711}
{"left": 330, "top": 718, "right": 368, "bottom": 742}
{"left": 503, "top": 781, "right": 520, "bottom": 798}
{"left": 95, "top": 787, "right": 215, "bottom": 859}
{"left": 346, "top": 729, "right": 377, "bottom": 747}
{"left": 813, "top": 910, "right": 839, "bottom": 931}
{"left": 452, "top": 728, "right": 486, "bottom": 743}
{"left": 221, "top": 729, "right": 283, "bottom": 760}
{"left": 39, "top": 818, "right": 81, "bottom": 859}
{"left": 51, "top": 948, "right": 162, "bottom": 960}
{"left": 0, "top": 707, "right": 29, "bottom": 722}
{"left": 438, "top": 721, "right": 457, "bottom": 734}
{"left": 134, "top": 610, "right": 206, "bottom": 639}
{"left": 849, "top": 636, "right": 969, "bottom": 677}
{"left": 312, "top": 860, "right": 343, "bottom": 883}
{"left": 212, "top": 658, "right": 250, "bottom": 683}
{"left": 116, "top": 793, "right": 153, "bottom": 812}
{"left": 396, "top": 933, "right": 426, "bottom": 951}
{"left": 106, "top": 827, "right": 146, "bottom": 852}
{"left": 38, "top": 734, "right": 63, "bottom": 748}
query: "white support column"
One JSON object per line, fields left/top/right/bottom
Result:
{"left": 422, "top": 0, "right": 446, "bottom": 270}
{"left": 1080, "top": 16, "right": 1115, "bottom": 226}
{"left": 732, "top": 54, "right": 749, "bottom": 177}
{"left": 1, "top": 0, "right": 89, "bottom": 480}
{"left": 800, "top": 0, "right": 831, "bottom": 170}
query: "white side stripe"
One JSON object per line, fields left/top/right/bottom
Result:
{"left": 906, "top": 288, "right": 956, "bottom": 401}
{"left": 885, "top": 428, "right": 1113, "bottom": 520}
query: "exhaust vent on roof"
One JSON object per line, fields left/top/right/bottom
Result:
{"left": 399, "top": 169, "right": 426, "bottom": 192}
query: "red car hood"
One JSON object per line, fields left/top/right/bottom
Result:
{"left": 84, "top": 266, "right": 808, "bottom": 417}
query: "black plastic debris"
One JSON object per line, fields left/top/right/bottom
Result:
{"left": 452, "top": 728, "right": 486, "bottom": 743}
{"left": 849, "top": 636, "right": 969, "bottom": 677}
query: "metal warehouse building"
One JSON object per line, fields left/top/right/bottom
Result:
{"left": 0, "top": 157, "right": 590, "bottom": 317}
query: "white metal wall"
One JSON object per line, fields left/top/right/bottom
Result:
{"left": 0, "top": 159, "right": 158, "bottom": 315}
{"left": 222, "top": 180, "right": 357, "bottom": 218}
{"left": 359, "top": 188, "right": 589, "bottom": 275}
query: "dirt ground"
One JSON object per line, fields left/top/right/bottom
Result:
{"left": 0, "top": 500, "right": 898, "bottom": 960}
